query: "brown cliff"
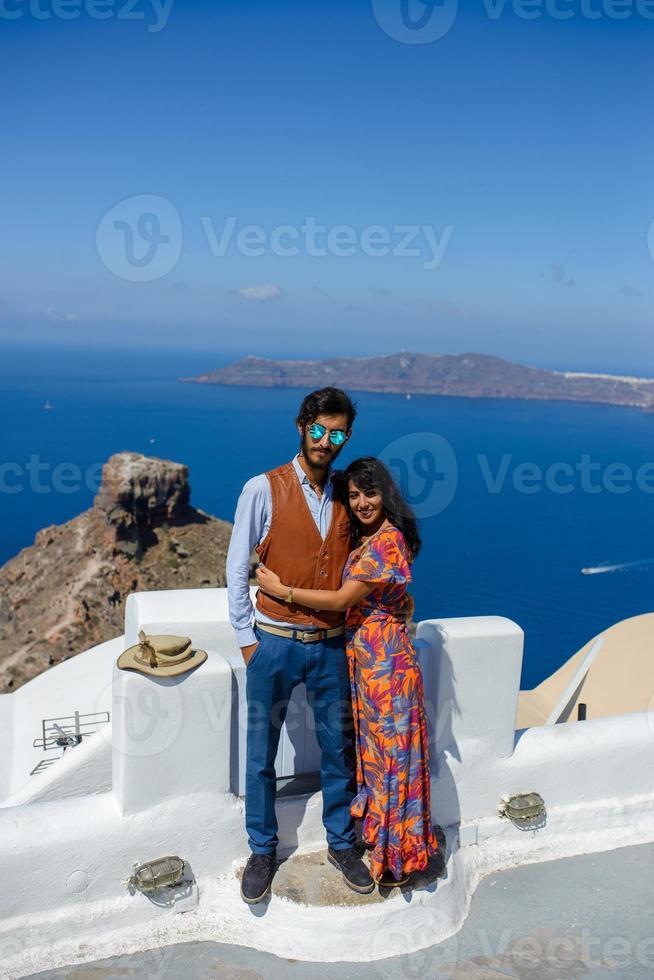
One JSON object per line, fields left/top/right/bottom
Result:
{"left": 0, "top": 452, "right": 237, "bottom": 692}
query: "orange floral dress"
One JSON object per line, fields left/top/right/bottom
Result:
{"left": 343, "top": 525, "right": 439, "bottom": 881}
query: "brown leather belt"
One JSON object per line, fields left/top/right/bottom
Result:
{"left": 255, "top": 621, "right": 345, "bottom": 643}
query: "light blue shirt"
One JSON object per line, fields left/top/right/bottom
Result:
{"left": 226, "top": 454, "right": 337, "bottom": 647}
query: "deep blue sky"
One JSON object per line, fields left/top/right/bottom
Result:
{"left": 1, "top": 0, "right": 652, "bottom": 373}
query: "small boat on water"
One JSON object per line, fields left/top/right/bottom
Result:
{"left": 43, "top": 400, "right": 54, "bottom": 410}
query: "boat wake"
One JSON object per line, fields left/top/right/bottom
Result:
{"left": 581, "top": 557, "right": 654, "bottom": 575}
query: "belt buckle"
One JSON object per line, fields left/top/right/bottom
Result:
{"left": 301, "top": 629, "right": 320, "bottom": 643}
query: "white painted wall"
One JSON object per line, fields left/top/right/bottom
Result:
{"left": 416, "top": 616, "right": 654, "bottom": 837}
{"left": 125, "top": 587, "right": 321, "bottom": 794}
{"left": 2, "top": 587, "right": 322, "bottom": 807}
{"left": 0, "top": 589, "right": 653, "bottom": 969}
{"left": 0, "top": 692, "right": 14, "bottom": 801}
{"left": 1, "top": 635, "right": 121, "bottom": 804}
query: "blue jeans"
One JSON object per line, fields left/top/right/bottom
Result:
{"left": 245, "top": 624, "right": 356, "bottom": 854}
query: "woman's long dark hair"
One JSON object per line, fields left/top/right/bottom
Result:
{"left": 335, "top": 457, "right": 421, "bottom": 560}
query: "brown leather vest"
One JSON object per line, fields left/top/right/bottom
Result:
{"left": 255, "top": 461, "right": 352, "bottom": 627}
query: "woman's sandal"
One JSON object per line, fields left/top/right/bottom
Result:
{"left": 374, "top": 871, "right": 411, "bottom": 888}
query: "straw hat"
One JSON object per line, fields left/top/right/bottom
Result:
{"left": 117, "top": 630, "right": 207, "bottom": 677}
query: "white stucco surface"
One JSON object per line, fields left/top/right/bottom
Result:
{"left": 1, "top": 635, "right": 122, "bottom": 805}
{"left": 0, "top": 588, "right": 653, "bottom": 976}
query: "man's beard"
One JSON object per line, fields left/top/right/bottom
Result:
{"left": 300, "top": 432, "right": 339, "bottom": 472}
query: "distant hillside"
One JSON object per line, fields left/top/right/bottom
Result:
{"left": 0, "top": 453, "right": 239, "bottom": 692}
{"left": 181, "top": 352, "right": 654, "bottom": 412}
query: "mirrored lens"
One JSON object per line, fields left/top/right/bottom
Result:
{"left": 308, "top": 423, "right": 326, "bottom": 439}
{"left": 308, "top": 423, "right": 346, "bottom": 446}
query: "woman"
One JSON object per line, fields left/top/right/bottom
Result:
{"left": 256, "top": 456, "right": 439, "bottom": 887}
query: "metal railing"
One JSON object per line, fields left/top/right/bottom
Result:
{"left": 32, "top": 710, "right": 110, "bottom": 753}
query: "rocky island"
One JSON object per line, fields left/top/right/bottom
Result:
{"left": 182, "top": 351, "right": 654, "bottom": 412}
{"left": 0, "top": 452, "right": 240, "bottom": 692}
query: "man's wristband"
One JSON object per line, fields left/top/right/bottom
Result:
{"left": 285, "top": 586, "right": 294, "bottom": 604}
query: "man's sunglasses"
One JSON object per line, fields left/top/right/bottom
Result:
{"left": 307, "top": 422, "right": 348, "bottom": 447}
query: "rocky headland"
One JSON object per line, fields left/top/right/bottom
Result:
{"left": 181, "top": 352, "right": 654, "bottom": 413}
{"left": 0, "top": 452, "right": 238, "bottom": 692}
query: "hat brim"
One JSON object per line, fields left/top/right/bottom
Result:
{"left": 116, "top": 646, "right": 208, "bottom": 677}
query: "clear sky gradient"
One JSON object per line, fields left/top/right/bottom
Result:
{"left": 1, "top": 0, "right": 652, "bottom": 373}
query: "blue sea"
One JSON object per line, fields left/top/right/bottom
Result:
{"left": 1, "top": 343, "right": 653, "bottom": 690}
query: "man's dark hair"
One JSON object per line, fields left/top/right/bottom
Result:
{"left": 296, "top": 387, "right": 357, "bottom": 430}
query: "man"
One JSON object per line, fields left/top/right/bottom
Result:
{"left": 226, "top": 386, "right": 374, "bottom": 904}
